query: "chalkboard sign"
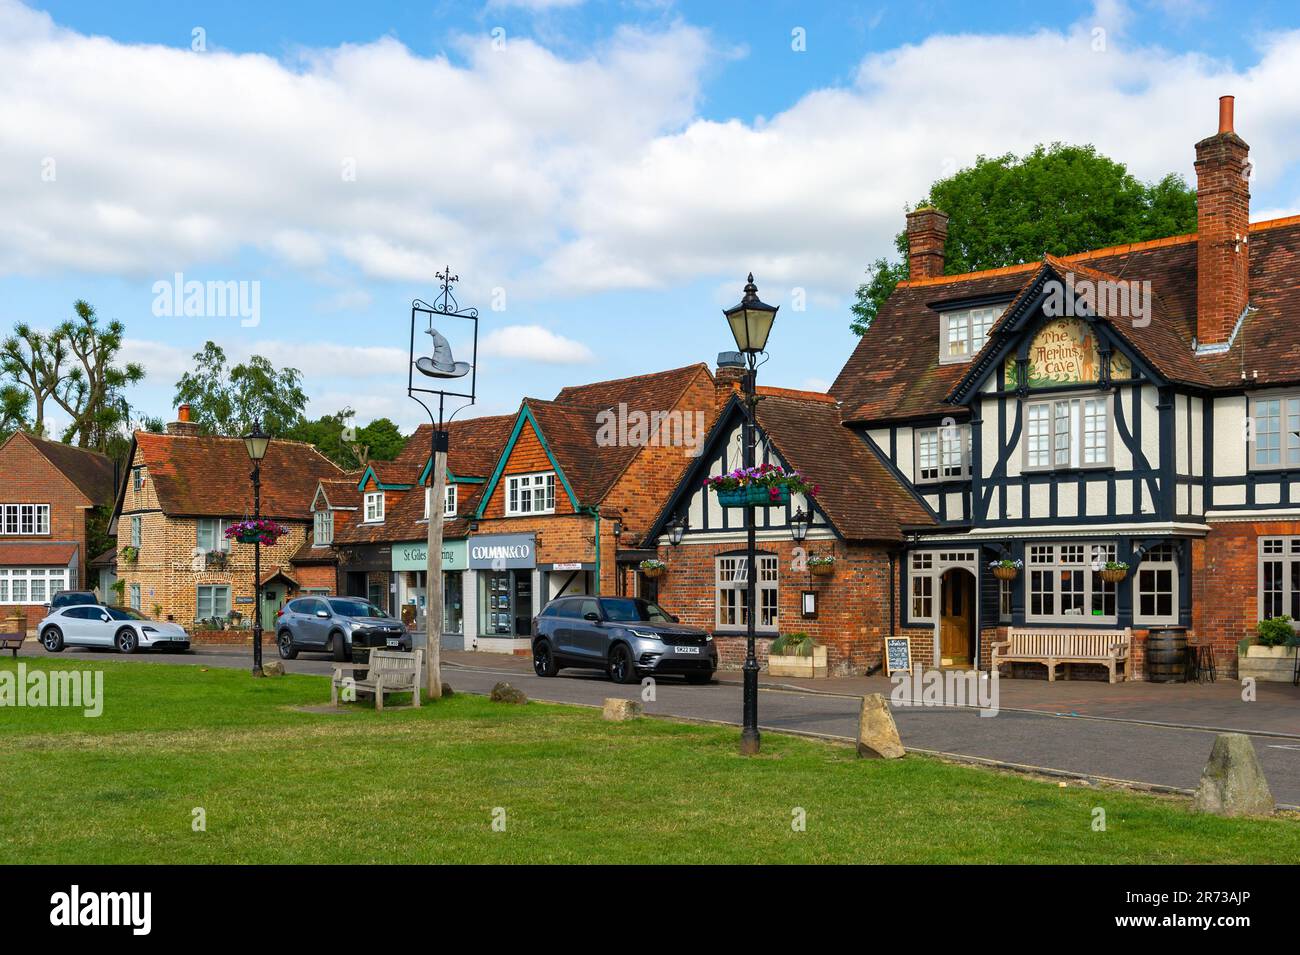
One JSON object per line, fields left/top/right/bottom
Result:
{"left": 884, "top": 636, "right": 912, "bottom": 676}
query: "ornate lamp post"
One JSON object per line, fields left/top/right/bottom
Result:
{"left": 242, "top": 420, "right": 271, "bottom": 677}
{"left": 408, "top": 268, "right": 478, "bottom": 701}
{"left": 722, "top": 272, "right": 779, "bottom": 755}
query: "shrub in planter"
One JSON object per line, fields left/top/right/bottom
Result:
{"left": 639, "top": 558, "right": 667, "bottom": 578}
{"left": 770, "top": 631, "right": 818, "bottom": 656}
{"left": 768, "top": 632, "right": 827, "bottom": 678}
{"left": 1257, "top": 615, "right": 1297, "bottom": 647}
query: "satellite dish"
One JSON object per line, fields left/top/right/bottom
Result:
{"left": 416, "top": 325, "right": 471, "bottom": 379}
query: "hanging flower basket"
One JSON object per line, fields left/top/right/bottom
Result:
{"left": 705, "top": 464, "right": 817, "bottom": 509}
{"left": 225, "top": 518, "right": 288, "bottom": 547}
{"left": 1099, "top": 562, "right": 1129, "bottom": 584}
{"left": 989, "top": 558, "right": 1022, "bottom": 581}
{"left": 639, "top": 559, "right": 667, "bottom": 579}
{"left": 808, "top": 556, "right": 836, "bottom": 577}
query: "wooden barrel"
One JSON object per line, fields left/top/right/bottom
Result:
{"left": 1147, "top": 630, "right": 1187, "bottom": 683}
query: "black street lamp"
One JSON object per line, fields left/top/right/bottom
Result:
{"left": 666, "top": 515, "right": 688, "bottom": 547}
{"left": 723, "top": 272, "right": 779, "bottom": 756}
{"left": 790, "top": 507, "right": 811, "bottom": 543}
{"left": 242, "top": 419, "right": 271, "bottom": 677}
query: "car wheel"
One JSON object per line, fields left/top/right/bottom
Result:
{"left": 533, "top": 639, "right": 558, "bottom": 677}
{"left": 331, "top": 632, "right": 347, "bottom": 662}
{"left": 607, "top": 643, "right": 637, "bottom": 685}
{"left": 116, "top": 628, "right": 139, "bottom": 654}
{"left": 41, "top": 627, "right": 64, "bottom": 653}
{"left": 686, "top": 672, "right": 713, "bottom": 685}
{"left": 277, "top": 630, "right": 298, "bottom": 660}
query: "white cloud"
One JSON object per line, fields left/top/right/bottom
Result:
{"left": 3, "top": 0, "right": 1300, "bottom": 308}
{"left": 480, "top": 324, "right": 594, "bottom": 363}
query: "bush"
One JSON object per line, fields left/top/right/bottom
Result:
{"left": 770, "top": 632, "right": 817, "bottom": 657}
{"left": 1256, "top": 615, "right": 1296, "bottom": 647}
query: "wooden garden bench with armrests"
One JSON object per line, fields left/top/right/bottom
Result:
{"left": 0, "top": 616, "right": 26, "bottom": 658}
{"left": 331, "top": 649, "right": 423, "bottom": 710}
{"left": 992, "top": 628, "right": 1132, "bottom": 683}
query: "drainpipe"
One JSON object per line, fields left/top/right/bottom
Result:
{"left": 582, "top": 505, "right": 602, "bottom": 595}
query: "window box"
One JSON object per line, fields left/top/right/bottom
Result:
{"left": 205, "top": 550, "right": 229, "bottom": 570}
{"left": 707, "top": 463, "right": 815, "bottom": 509}
{"left": 717, "top": 485, "right": 790, "bottom": 508}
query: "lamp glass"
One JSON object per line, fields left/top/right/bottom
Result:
{"left": 668, "top": 518, "right": 686, "bottom": 546}
{"left": 790, "top": 508, "right": 810, "bottom": 542}
{"left": 724, "top": 303, "right": 777, "bottom": 354}
{"left": 243, "top": 422, "right": 271, "bottom": 461}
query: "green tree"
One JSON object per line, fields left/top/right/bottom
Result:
{"left": 850, "top": 144, "right": 1199, "bottom": 334}
{"left": 173, "top": 342, "right": 307, "bottom": 436}
{"left": 0, "top": 385, "right": 31, "bottom": 442}
{"left": 357, "top": 418, "right": 405, "bottom": 462}
{"left": 283, "top": 410, "right": 407, "bottom": 469}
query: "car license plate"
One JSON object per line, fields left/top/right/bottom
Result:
{"left": 674, "top": 645, "right": 700, "bottom": 654}
{"left": 386, "top": 638, "right": 399, "bottom": 648}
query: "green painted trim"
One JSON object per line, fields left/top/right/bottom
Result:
{"left": 356, "top": 465, "right": 412, "bottom": 491}
{"left": 474, "top": 404, "right": 581, "bottom": 518}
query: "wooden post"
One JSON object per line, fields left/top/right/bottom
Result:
{"left": 424, "top": 443, "right": 446, "bottom": 700}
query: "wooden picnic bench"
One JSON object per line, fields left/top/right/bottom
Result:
{"left": 330, "top": 649, "right": 423, "bottom": 710}
{"left": 1, "top": 616, "right": 25, "bottom": 658}
{"left": 991, "top": 627, "right": 1132, "bottom": 683}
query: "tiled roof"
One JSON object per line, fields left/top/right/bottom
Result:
{"left": 752, "top": 394, "right": 932, "bottom": 542}
{"left": 289, "top": 538, "right": 336, "bottom": 565}
{"left": 832, "top": 217, "right": 1300, "bottom": 423}
{"left": 554, "top": 363, "right": 710, "bottom": 414}
{"left": 88, "top": 546, "right": 118, "bottom": 567}
{"left": 0, "top": 541, "right": 79, "bottom": 566}
{"left": 391, "top": 414, "right": 518, "bottom": 484}
{"left": 524, "top": 398, "right": 641, "bottom": 506}
{"left": 133, "top": 432, "right": 342, "bottom": 520}
{"left": 15, "top": 434, "right": 118, "bottom": 506}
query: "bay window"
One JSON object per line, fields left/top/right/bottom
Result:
{"left": 716, "top": 554, "right": 778, "bottom": 632}
{"left": 0, "top": 567, "right": 68, "bottom": 603}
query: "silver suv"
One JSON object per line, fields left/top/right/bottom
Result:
{"left": 532, "top": 595, "right": 716, "bottom": 684}
{"left": 275, "top": 596, "right": 410, "bottom": 661}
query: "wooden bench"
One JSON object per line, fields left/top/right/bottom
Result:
{"left": 331, "top": 649, "right": 423, "bottom": 710}
{"left": 992, "top": 628, "right": 1132, "bottom": 683}
{"left": 0, "top": 623, "right": 25, "bottom": 658}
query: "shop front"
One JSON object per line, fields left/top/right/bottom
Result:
{"left": 392, "top": 538, "right": 469, "bottom": 647}
{"left": 336, "top": 542, "right": 394, "bottom": 616}
{"left": 468, "top": 532, "right": 536, "bottom": 654}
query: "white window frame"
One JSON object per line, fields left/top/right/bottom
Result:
{"left": 130, "top": 515, "right": 142, "bottom": 548}
{"left": 313, "top": 510, "right": 333, "bottom": 546}
{"left": 939, "top": 306, "right": 1001, "bottom": 364}
{"left": 1134, "top": 544, "right": 1179, "bottom": 626}
{"left": 132, "top": 467, "right": 144, "bottom": 491}
{"left": 715, "top": 554, "right": 778, "bottom": 633}
{"left": 1026, "top": 542, "right": 1118, "bottom": 624}
{"left": 196, "top": 584, "right": 231, "bottom": 620}
{"left": 1259, "top": 537, "right": 1300, "bottom": 626}
{"left": 0, "top": 567, "right": 67, "bottom": 604}
{"left": 0, "top": 503, "right": 50, "bottom": 535}
{"left": 1023, "top": 394, "right": 1112, "bottom": 470}
{"left": 196, "top": 518, "right": 230, "bottom": 553}
{"left": 364, "top": 491, "right": 385, "bottom": 523}
{"left": 909, "top": 551, "right": 935, "bottom": 621}
{"left": 445, "top": 484, "right": 457, "bottom": 517}
{"left": 129, "top": 582, "right": 141, "bottom": 610}
{"left": 1250, "top": 394, "right": 1300, "bottom": 470}
{"left": 915, "top": 424, "right": 970, "bottom": 483}
{"left": 505, "top": 472, "right": 556, "bottom": 516}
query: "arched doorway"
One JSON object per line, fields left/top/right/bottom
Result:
{"left": 939, "top": 568, "right": 976, "bottom": 668}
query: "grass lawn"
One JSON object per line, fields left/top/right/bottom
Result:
{"left": 2, "top": 658, "right": 1296, "bottom": 864}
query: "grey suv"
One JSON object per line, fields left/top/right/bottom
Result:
{"left": 532, "top": 596, "right": 716, "bottom": 684}
{"left": 275, "top": 596, "right": 410, "bottom": 661}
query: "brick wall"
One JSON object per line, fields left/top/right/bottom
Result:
{"left": 651, "top": 538, "right": 898, "bottom": 675}
{"left": 1190, "top": 518, "right": 1300, "bottom": 677}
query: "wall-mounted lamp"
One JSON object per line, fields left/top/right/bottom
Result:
{"left": 667, "top": 516, "right": 688, "bottom": 547}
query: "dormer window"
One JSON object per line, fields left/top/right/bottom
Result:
{"left": 939, "top": 305, "right": 1001, "bottom": 364}
{"left": 364, "top": 491, "right": 384, "bottom": 523}
{"left": 313, "top": 510, "right": 333, "bottom": 545}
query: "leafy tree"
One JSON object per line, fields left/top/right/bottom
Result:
{"left": 173, "top": 342, "right": 307, "bottom": 436}
{"left": 0, "top": 385, "right": 31, "bottom": 442}
{"left": 357, "top": 418, "right": 405, "bottom": 462}
{"left": 0, "top": 324, "right": 64, "bottom": 436}
{"left": 283, "top": 409, "right": 407, "bottom": 469}
{"left": 850, "top": 144, "right": 1198, "bottom": 334}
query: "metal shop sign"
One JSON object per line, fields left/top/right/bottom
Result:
{"left": 468, "top": 533, "right": 536, "bottom": 570}
{"left": 392, "top": 539, "right": 467, "bottom": 572}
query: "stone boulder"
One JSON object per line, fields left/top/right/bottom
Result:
{"left": 262, "top": 661, "right": 286, "bottom": 677}
{"left": 602, "top": 698, "right": 643, "bottom": 721}
{"left": 857, "top": 692, "right": 905, "bottom": 759}
{"left": 490, "top": 681, "right": 528, "bottom": 705}
{"left": 440, "top": 683, "right": 454, "bottom": 697}
{"left": 1193, "top": 733, "right": 1274, "bottom": 817}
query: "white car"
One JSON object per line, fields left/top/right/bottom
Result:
{"left": 38, "top": 605, "right": 191, "bottom": 654}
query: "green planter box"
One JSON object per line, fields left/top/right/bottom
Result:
{"left": 716, "top": 485, "right": 791, "bottom": 508}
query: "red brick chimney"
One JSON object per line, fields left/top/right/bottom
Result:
{"left": 905, "top": 207, "right": 949, "bottom": 281}
{"left": 714, "top": 353, "right": 746, "bottom": 408}
{"left": 167, "top": 403, "right": 201, "bottom": 436}
{"left": 1194, "top": 95, "right": 1250, "bottom": 348}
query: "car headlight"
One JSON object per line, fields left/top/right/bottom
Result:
{"left": 627, "top": 628, "right": 661, "bottom": 640}
{"left": 141, "top": 626, "right": 157, "bottom": 633}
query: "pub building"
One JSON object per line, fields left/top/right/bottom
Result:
{"left": 825, "top": 96, "right": 1300, "bottom": 676}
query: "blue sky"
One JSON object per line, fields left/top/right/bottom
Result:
{"left": 4, "top": 0, "right": 1300, "bottom": 435}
